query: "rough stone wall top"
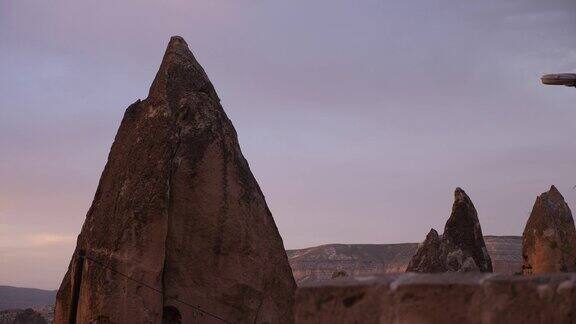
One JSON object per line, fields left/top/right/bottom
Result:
{"left": 295, "top": 273, "right": 576, "bottom": 324}
{"left": 406, "top": 188, "right": 492, "bottom": 273}
{"left": 522, "top": 185, "right": 576, "bottom": 274}
{"left": 54, "top": 36, "right": 296, "bottom": 324}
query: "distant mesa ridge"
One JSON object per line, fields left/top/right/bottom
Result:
{"left": 288, "top": 236, "right": 520, "bottom": 285}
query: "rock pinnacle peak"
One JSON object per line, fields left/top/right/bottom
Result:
{"left": 168, "top": 35, "right": 186, "bottom": 46}
{"left": 454, "top": 187, "right": 468, "bottom": 201}
{"left": 427, "top": 228, "right": 439, "bottom": 237}
{"left": 546, "top": 185, "right": 562, "bottom": 199}
{"left": 148, "top": 36, "right": 219, "bottom": 103}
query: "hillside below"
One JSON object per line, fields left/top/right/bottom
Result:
{"left": 0, "top": 286, "right": 55, "bottom": 310}
{"left": 288, "top": 236, "right": 522, "bottom": 284}
{"left": 0, "top": 236, "right": 522, "bottom": 306}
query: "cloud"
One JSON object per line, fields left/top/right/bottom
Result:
{"left": 0, "top": 222, "right": 76, "bottom": 289}
{"left": 0, "top": 223, "right": 76, "bottom": 248}
{"left": 26, "top": 233, "right": 75, "bottom": 246}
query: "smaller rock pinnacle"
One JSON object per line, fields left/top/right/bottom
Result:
{"left": 407, "top": 187, "right": 492, "bottom": 273}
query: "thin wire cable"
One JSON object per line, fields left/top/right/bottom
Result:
{"left": 80, "top": 254, "right": 232, "bottom": 324}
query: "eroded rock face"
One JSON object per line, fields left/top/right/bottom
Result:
{"left": 405, "top": 229, "right": 444, "bottom": 273}
{"left": 406, "top": 188, "right": 492, "bottom": 273}
{"left": 54, "top": 36, "right": 296, "bottom": 324}
{"left": 522, "top": 185, "right": 576, "bottom": 274}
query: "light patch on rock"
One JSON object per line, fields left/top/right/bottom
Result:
{"left": 543, "top": 228, "right": 555, "bottom": 238}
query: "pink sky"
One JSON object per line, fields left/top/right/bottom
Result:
{"left": 1, "top": 0, "right": 576, "bottom": 289}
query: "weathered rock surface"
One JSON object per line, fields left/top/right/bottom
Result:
{"left": 522, "top": 185, "right": 576, "bottom": 274}
{"left": 406, "top": 229, "right": 444, "bottom": 273}
{"left": 295, "top": 273, "right": 576, "bottom": 324}
{"left": 54, "top": 36, "right": 295, "bottom": 324}
{"left": 288, "top": 236, "right": 519, "bottom": 285}
{"left": 406, "top": 188, "right": 492, "bottom": 273}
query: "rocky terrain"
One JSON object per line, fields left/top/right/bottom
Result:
{"left": 288, "top": 235, "right": 521, "bottom": 284}
{"left": 54, "top": 36, "right": 295, "bottom": 324}
{"left": 407, "top": 188, "right": 492, "bottom": 272}
{"left": 16, "top": 38, "right": 565, "bottom": 320}
{"left": 2, "top": 235, "right": 522, "bottom": 312}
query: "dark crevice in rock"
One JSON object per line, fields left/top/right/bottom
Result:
{"left": 213, "top": 116, "right": 230, "bottom": 260}
{"left": 342, "top": 293, "right": 365, "bottom": 308}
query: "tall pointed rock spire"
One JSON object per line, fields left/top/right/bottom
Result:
{"left": 442, "top": 187, "right": 492, "bottom": 272}
{"left": 406, "top": 188, "right": 492, "bottom": 273}
{"left": 54, "top": 36, "right": 295, "bottom": 324}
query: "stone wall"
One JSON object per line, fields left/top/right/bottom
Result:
{"left": 295, "top": 273, "right": 576, "bottom": 324}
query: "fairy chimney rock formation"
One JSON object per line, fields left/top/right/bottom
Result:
{"left": 54, "top": 36, "right": 296, "bottom": 324}
{"left": 522, "top": 185, "right": 576, "bottom": 274}
{"left": 405, "top": 229, "right": 443, "bottom": 273}
{"left": 406, "top": 188, "right": 492, "bottom": 273}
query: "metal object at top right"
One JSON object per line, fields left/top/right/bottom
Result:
{"left": 541, "top": 73, "right": 576, "bottom": 87}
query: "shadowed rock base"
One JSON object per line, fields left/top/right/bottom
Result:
{"left": 295, "top": 273, "right": 576, "bottom": 324}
